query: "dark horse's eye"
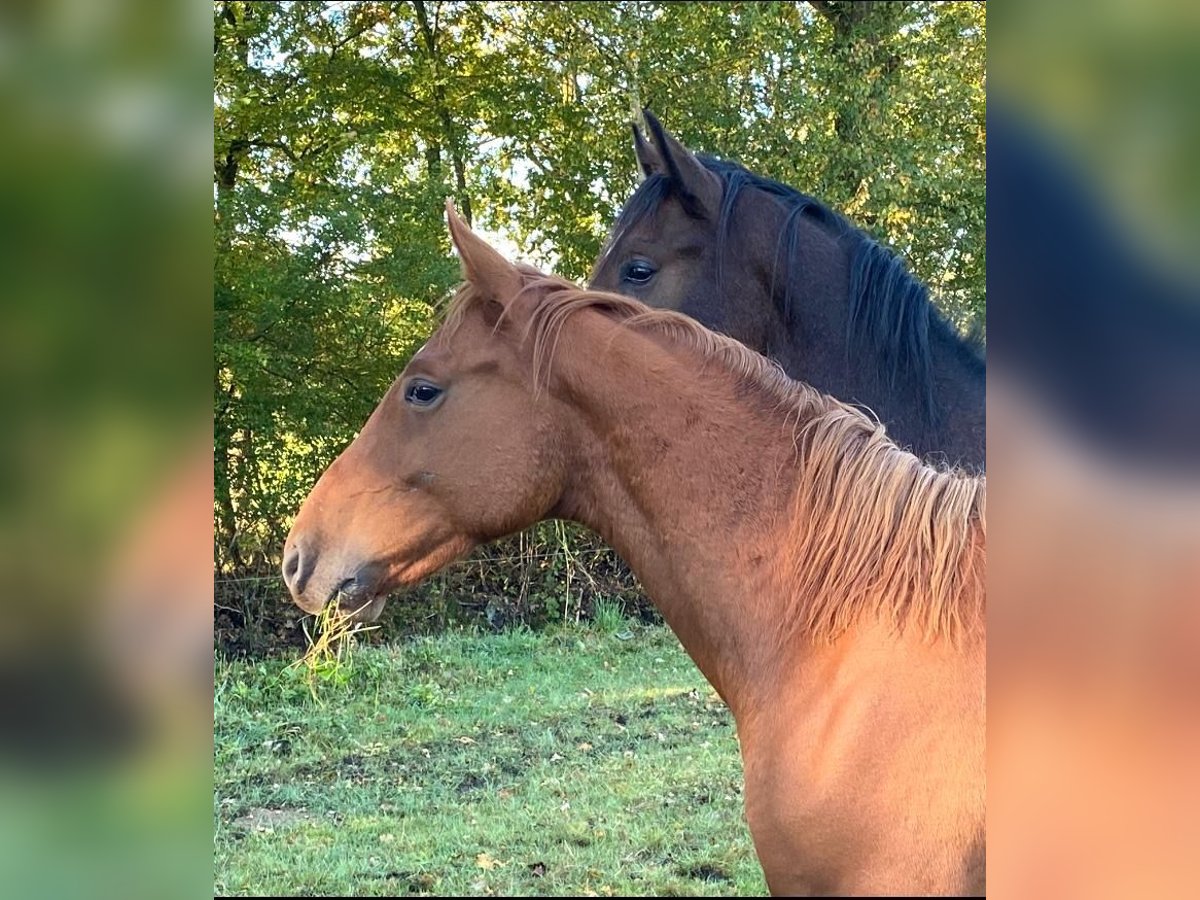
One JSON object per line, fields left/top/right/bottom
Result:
{"left": 404, "top": 380, "right": 443, "bottom": 408}
{"left": 621, "top": 259, "right": 657, "bottom": 285}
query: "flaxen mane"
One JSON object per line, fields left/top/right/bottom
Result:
{"left": 444, "top": 270, "right": 986, "bottom": 642}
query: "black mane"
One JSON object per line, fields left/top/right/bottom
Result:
{"left": 605, "top": 155, "right": 985, "bottom": 427}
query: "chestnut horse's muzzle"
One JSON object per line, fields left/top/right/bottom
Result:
{"left": 281, "top": 539, "right": 386, "bottom": 622}
{"left": 281, "top": 539, "right": 315, "bottom": 607}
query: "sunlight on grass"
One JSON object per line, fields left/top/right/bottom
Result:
{"left": 617, "top": 685, "right": 719, "bottom": 704}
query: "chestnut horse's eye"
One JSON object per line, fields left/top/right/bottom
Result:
{"left": 404, "top": 380, "right": 443, "bottom": 408}
{"left": 621, "top": 259, "right": 657, "bottom": 285}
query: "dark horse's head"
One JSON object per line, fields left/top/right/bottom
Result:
{"left": 590, "top": 110, "right": 985, "bottom": 470}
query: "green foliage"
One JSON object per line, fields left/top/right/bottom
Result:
{"left": 213, "top": 1, "right": 986, "bottom": 642}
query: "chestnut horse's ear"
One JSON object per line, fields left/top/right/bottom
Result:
{"left": 642, "top": 109, "right": 722, "bottom": 220}
{"left": 445, "top": 200, "right": 523, "bottom": 308}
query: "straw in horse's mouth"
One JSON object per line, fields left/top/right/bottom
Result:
{"left": 333, "top": 591, "right": 386, "bottom": 623}
{"left": 291, "top": 596, "right": 382, "bottom": 698}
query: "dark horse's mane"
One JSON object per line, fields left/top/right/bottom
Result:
{"left": 605, "top": 154, "right": 985, "bottom": 427}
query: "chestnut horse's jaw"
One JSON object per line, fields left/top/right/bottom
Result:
{"left": 292, "top": 534, "right": 478, "bottom": 622}
{"left": 361, "top": 539, "right": 479, "bottom": 622}
{"left": 283, "top": 512, "right": 478, "bottom": 616}
{"left": 379, "top": 534, "right": 479, "bottom": 594}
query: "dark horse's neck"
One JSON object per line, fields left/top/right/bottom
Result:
{"left": 725, "top": 168, "right": 986, "bottom": 471}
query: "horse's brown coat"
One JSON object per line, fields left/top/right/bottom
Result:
{"left": 283, "top": 205, "right": 986, "bottom": 895}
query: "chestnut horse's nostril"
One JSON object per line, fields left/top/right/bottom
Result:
{"left": 282, "top": 542, "right": 313, "bottom": 597}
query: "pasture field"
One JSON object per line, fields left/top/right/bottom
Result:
{"left": 214, "top": 609, "right": 764, "bottom": 897}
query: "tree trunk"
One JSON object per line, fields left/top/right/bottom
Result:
{"left": 808, "top": 1, "right": 908, "bottom": 210}
{"left": 412, "top": 0, "right": 473, "bottom": 225}
{"left": 213, "top": 383, "right": 245, "bottom": 573}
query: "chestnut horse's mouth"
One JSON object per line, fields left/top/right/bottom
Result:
{"left": 334, "top": 592, "right": 388, "bottom": 624}
{"left": 325, "top": 535, "right": 476, "bottom": 624}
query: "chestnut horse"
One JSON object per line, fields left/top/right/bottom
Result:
{"left": 283, "top": 204, "right": 986, "bottom": 896}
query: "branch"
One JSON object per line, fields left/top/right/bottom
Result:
{"left": 412, "top": 0, "right": 438, "bottom": 55}
{"left": 247, "top": 138, "right": 298, "bottom": 163}
{"left": 215, "top": 2, "right": 238, "bottom": 54}
{"left": 328, "top": 10, "right": 388, "bottom": 62}
{"left": 808, "top": 1, "right": 896, "bottom": 38}
{"left": 808, "top": 0, "right": 835, "bottom": 22}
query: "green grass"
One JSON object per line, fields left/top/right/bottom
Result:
{"left": 214, "top": 615, "right": 764, "bottom": 897}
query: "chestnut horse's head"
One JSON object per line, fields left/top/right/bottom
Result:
{"left": 282, "top": 205, "right": 571, "bottom": 621}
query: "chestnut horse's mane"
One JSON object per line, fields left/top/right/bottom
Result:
{"left": 443, "top": 268, "right": 985, "bottom": 642}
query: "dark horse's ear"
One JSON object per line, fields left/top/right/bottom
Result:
{"left": 642, "top": 109, "right": 722, "bottom": 220}
{"left": 445, "top": 200, "right": 524, "bottom": 314}
{"left": 631, "top": 117, "right": 663, "bottom": 180}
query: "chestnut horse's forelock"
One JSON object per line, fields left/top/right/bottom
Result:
{"left": 439, "top": 268, "right": 985, "bottom": 643}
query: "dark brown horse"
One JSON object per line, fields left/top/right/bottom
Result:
{"left": 590, "top": 110, "right": 985, "bottom": 471}
{"left": 283, "top": 204, "right": 986, "bottom": 895}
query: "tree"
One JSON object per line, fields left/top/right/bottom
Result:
{"left": 213, "top": 1, "right": 986, "bottom": 641}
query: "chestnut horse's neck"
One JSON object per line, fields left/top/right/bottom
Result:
{"left": 549, "top": 319, "right": 793, "bottom": 711}
{"left": 540, "top": 304, "right": 984, "bottom": 720}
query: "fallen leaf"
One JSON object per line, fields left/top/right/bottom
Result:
{"left": 476, "top": 852, "right": 504, "bottom": 870}
{"left": 457, "top": 736, "right": 476, "bottom": 744}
